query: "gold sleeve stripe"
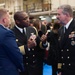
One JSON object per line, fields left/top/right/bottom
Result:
{"left": 40, "top": 42, "right": 45, "bottom": 49}
{"left": 19, "top": 45, "right": 25, "bottom": 55}
{"left": 58, "top": 63, "right": 62, "bottom": 69}
{"left": 33, "top": 26, "right": 38, "bottom": 36}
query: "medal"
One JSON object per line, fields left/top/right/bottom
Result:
{"left": 71, "top": 41, "right": 75, "bottom": 46}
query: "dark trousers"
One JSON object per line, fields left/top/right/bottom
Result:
{"left": 61, "top": 67, "right": 75, "bottom": 75}
{"left": 19, "top": 64, "right": 43, "bottom": 75}
{"left": 52, "top": 65, "right": 57, "bottom": 75}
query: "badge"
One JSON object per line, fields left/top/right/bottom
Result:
{"left": 71, "top": 41, "right": 75, "bottom": 46}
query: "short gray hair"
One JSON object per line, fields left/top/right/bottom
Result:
{"left": 58, "top": 4, "right": 73, "bottom": 17}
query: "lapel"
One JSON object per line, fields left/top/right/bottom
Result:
{"left": 25, "top": 27, "right": 30, "bottom": 39}
{"left": 61, "top": 26, "right": 64, "bottom": 40}
{"left": 26, "top": 26, "right": 35, "bottom": 39}
{"left": 58, "top": 26, "right": 64, "bottom": 48}
{"left": 13, "top": 26, "right": 27, "bottom": 41}
{"left": 61, "top": 19, "right": 75, "bottom": 48}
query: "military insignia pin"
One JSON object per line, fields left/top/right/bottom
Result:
{"left": 71, "top": 41, "right": 75, "bottom": 46}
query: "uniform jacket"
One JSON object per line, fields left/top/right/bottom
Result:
{"left": 12, "top": 27, "right": 44, "bottom": 75}
{"left": 0, "top": 25, "right": 24, "bottom": 75}
{"left": 12, "top": 26, "right": 46, "bottom": 75}
{"left": 58, "top": 19, "right": 75, "bottom": 74}
{"left": 12, "top": 26, "right": 37, "bottom": 47}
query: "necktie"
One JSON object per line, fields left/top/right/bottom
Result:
{"left": 23, "top": 28, "right": 25, "bottom": 34}
{"left": 64, "top": 27, "right": 67, "bottom": 33}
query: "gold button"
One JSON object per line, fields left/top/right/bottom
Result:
{"left": 26, "top": 63, "right": 28, "bottom": 65}
{"left": 26, "top": 57, "right": 28, "bottom": 59}
{"left": 67, "top": 56, "right": 70, "bottom": 59}
{"left": 61, "top": 49, "right": 63, "bottom": 52}
{"left": 28, "top": 48, "right": 30, "bottom": 51}
{"left": 33, "top": 55, "right": 35, "bottom": 57}
{"left": 67, "top": 49, "right": 69, "bottom": 51}
{"left": 61, "top": 56, "right": 63, "bottom": 59}
{"left": 32, "top": 48, "right": 34, "bottom": 51}
{"left": 33, "top": 61, "right": 35, "bottom": 63}
{"left": 69, "top": 63, "right": 71, "bottom": 66}
{"left": 63, "top": 63, "right": 65, "bottom": 65}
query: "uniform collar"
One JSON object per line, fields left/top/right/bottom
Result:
{"left": 15, "top": 25, "right": 23, "bottom": 33}
{"left": 0, "top": 24, "right": 10, "bottom": 30}
{"left": 15, "top": 25, "right": 26, "bottom": 34}
{"left": 64, "top": 18, "right": 73, "bottom": 29}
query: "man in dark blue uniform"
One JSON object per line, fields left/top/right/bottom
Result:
{"left": 12, "top": 11, "right": 47, "bottom": 75}
{"left": 57, "top": 4, "right": 75, "bottom": 75}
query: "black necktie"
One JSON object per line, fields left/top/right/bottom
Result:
{"left": 64, "top": 27, "right": 67, "bottom": 33}
{"left": 23, "top": 28, "right": 25, "bottom": 34}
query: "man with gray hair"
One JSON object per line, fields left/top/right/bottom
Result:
{"left": 57, "top": 4, "right": 75, "bottom": 75}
